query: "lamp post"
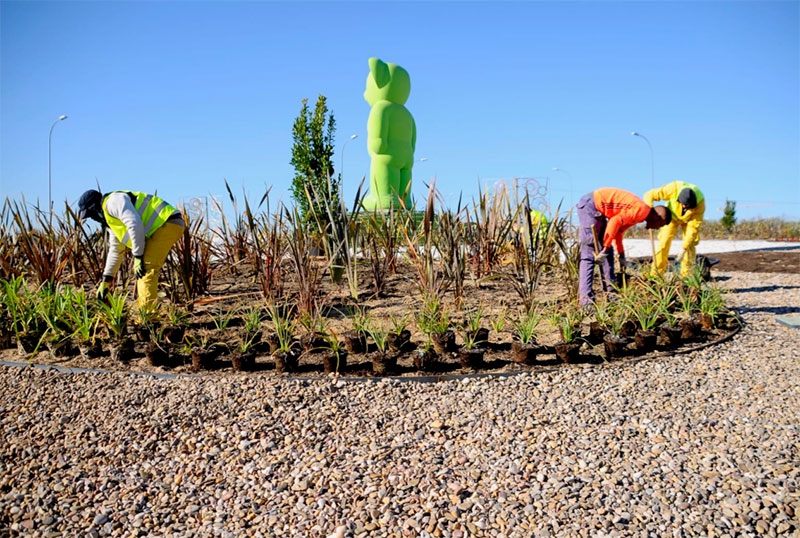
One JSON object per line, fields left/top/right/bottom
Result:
{"left": 631, "top": 131, "right": 654, "bottom": 189}
{"left": 632, "top": 131, "right": 657, "bottom": 262}
{"left": 340, "top": 134, "right": 358, "bottom": 184}
{"left": 48, "top": 115, "right": 68, "bottom": 227}
{"left": 551, "top": 167, "right": 573, "bottom": 210}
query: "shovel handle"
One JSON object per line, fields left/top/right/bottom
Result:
{"left": 591, "top": 224, "right": 601, "bottom": 254}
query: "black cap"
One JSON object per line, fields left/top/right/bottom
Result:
{"left": 77, "top": 189, "right": 103, "bottom": 223}
{"left": 677, "top": 188, "right": 697, "bottom": 215}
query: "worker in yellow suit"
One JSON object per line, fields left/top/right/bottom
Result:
{"left": 528, "top": 208, "right": 550, "bottom": 240}
{"left": 643, "top": 181, "right": 705, "bottom": 277}
{"left": 78, "top": 189, "right": 185, "bottom": 309}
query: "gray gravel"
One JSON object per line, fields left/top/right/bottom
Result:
{"left": 1, "top": 270, "right": 799, "bottom": 537}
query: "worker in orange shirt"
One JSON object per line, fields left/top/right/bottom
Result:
{"left": 644, "top": 181, "right": 705, "bottom": 277}
{"left": 576, "top": 187, "right": 671, "bottom": 306}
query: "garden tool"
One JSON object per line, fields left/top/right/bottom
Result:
{"left": 591, "top": 224, "right": 612, "bottom": 293}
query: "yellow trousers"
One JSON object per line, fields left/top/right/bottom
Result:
{"left": 137, "top": 221, "right": 184, "bottom": 308}
{"left": 653, "top": 219, "right": 701, "bottom": 277}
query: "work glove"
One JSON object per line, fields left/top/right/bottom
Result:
{"left": 593, "top": 250, "right": 609, "bottom": 263}
{"left": 676, "top": 250, "right": 686, "bottom": 264}
{"left": 96, "top": 281, "right": 109, "bottom": 301}
{"left": 134, "top": 256, "right": 146, "bottom": 279}
{"left": 618, "top": 253, "right": 626, "bottom": 268}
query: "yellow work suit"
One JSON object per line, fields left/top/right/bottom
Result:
{"left": 102, "top": 191, "right": 184, "bottom": 309}
{"left": 643, "top": 181, "right": 705, "bottom": 277}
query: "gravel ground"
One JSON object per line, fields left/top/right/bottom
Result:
{"left": 1, "top": 270, "right": 799, "bottom": 538}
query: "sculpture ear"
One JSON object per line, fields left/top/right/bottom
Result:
{"left": 369, "top": 57, "right": 391, "bottom": 88}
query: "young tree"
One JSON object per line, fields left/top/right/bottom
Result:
{"left": 290, "top": 95, "right": 338, "bottom": 225}
{"left": 721, "top": 199, "right": 737, "bottom": 234}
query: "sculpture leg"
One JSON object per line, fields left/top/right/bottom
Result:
{"left": 362, "top": 156, "right": 392, "bottom": 210}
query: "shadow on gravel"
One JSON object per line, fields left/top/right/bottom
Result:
{"left": 736, "top": 306, "right": 800, "bottom": 315}
{"left": 731, "top": 285, "right": 800, "bottom": 294}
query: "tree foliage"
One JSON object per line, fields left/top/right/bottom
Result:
{"left": 721, "top": 199, "right": 737, "bottom": 233}
{"left": 290, "top": 95, "right": 338, "bottom": 225}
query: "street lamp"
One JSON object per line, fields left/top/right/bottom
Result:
{"left": 631, "top": 131, "right": 654, "bottom": 189}
{"left": 48, "top": 115, "right": 68, "bottom": 227}
{"left": 340, "top": 134, "right": 358, "bottom": 184}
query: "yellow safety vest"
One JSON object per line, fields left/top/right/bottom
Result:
{"left": 102, "top": 191, "right": 178, "bottom": 248}
{"left": 667, "top": 181, "right": 704, "bottom": 221}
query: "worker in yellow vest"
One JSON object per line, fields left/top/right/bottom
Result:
{"left": 643, "top": 181, "right": 705, "bottom": 278}
{"left": 78, "top": 189, "right": 185, "bottom": 308}
{"left": 529, "top": 208, "right": 550, "bottom": 237}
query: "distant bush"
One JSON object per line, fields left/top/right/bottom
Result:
{"left": 627, "top": 218, "right": 800, "bottom": 240}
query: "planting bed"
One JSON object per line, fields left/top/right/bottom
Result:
{"left": 2, "top": 248, "right": 783, "bottom": 380}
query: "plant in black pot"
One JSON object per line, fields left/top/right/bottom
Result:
{"left": 548, "top": 303, "right": 584, "bottom": 364}
{"left": 267, "top": 302, "right": 298, "bottom": 374}
{"left": 387, "top": 313, "right": 412, "bottom": 353}
{"left": 98, "top": 292, "right": 134, "bottom": 362}
{"left": 65, "top": 288, "right": 102, "bottom": 360}
{"left": 342, "top": 304, "right": 369, "bottom": 355}
{"left": 416, "top": 294, "right": 453, "bottom": 356}
{"left": 319, "top": 328, "right": 347, "bottom": 375}
{"left": 594, "top": 296, "right": 628, "bottom": 359}
{"left": 365, "top": 318, "right": 396, "bottom": 376}
{"left": 510, "top": 306, "right": 542, "bottom": 365}
{"left": 455, "top": 323, "right": 486, "bottom": 370}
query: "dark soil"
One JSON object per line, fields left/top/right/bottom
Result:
{"left": 706, "top": 248, "right": 800, "bottom": 274}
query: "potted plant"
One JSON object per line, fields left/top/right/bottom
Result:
{"left": 594, "top": 297, "right": 629, "bottom": 359}
{"left": 3, "top": 277, "right": 45, "bottom": 357}
{"left": 387, "top": 313, "right": 412, "bottom": 353}
{"left": 652, "top": 284, "right": 682, "bottom": 348}
{"left": 230, "top": 331, "right": 259, "bottom": 372}
{"left": 298, "top": 310, "right": 328, "bottom": 352}
{"left": 133, "top": 301, "right": 160, "bottom": 343}
{"left": 549, "top": 303, "right": 584, "bottom": 363}
{"left": 98, "top": 292, "right": 134, "bottom": 362}
{"left": 186, "top": 331, "right": 219, "bottom": 371}
{"left": 621, "top": 284, "right": 660, "bottom": 353}
{"left": 510, "top": 306, "right": 542, "bottom": 365}
{"left": 413, "top": 336, "right": 437, "bottom": 372}
{"left": 365, "top": 318, "right": 396, "bottom": 376}
{"left": 266, "top": 302, "right": 298, "bottom": 373}
{"left": 697, "top": 286, "right": 727, "bottom": 330}
{"left": 162, "top": 303, "right": 188, "bottom": 344}
{"left": 462, "top": 304, "right": 489, "bottom": 349}
{"left": 66, "top": 288, "right": 102, "bottom": 359}
{"left": 677, "top": 278, "right": 702, "bottom": 339}
{"left": 320, "top": 327, "right": 348, "bottom": 375}
{"left": 490, "top": 307, "right": 507, "bottom": 343}
{"left": 342, "top": 304, "right": 369, "bottom": 354}
{"left": 455, "top": 323, "right": 486, "bottom": 370}
{"left": 40, "top": 287, "right": 75, "bottom": 358}
{"left": 415, "top": 295, "right": 453, "bottom": 356}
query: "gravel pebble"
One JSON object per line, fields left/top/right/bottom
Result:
{"left": 1, "top": 270, "right": 798, "bottom": 537}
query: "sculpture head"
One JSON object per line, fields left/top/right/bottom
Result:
{"left": 364, "top": 57, "right": 411, "bottom": 106}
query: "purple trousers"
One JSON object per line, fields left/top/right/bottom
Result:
{"left": 576, "top": 193, "right": 615, "bottom": 305}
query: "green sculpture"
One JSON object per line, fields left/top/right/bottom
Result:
{"left": 362, "top": 57, "right": 416, "bottom": 210}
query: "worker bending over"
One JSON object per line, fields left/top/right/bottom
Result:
{"left": 644, "top": 181, "right": 705, "bottom": 278}
{"left": 576, "top": 187, "right": 670, "bottom": 306}
{"left": 78, "top": 189, "right": 185, "bottom": 309}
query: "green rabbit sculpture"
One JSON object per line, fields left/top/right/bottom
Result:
{"left": 362, "top": 57, "right": 416, "bottom": 210}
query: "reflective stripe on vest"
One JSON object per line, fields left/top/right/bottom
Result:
{"left": 103, "top": 191, "right": 177, "bottom": 248}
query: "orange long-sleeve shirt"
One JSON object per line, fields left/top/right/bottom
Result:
{"left": 592, "top": 188, "right": 652, "bottom": 254}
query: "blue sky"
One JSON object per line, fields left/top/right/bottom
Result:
{"left": 1, "top": 0, "right": 798, "bottom": 221}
